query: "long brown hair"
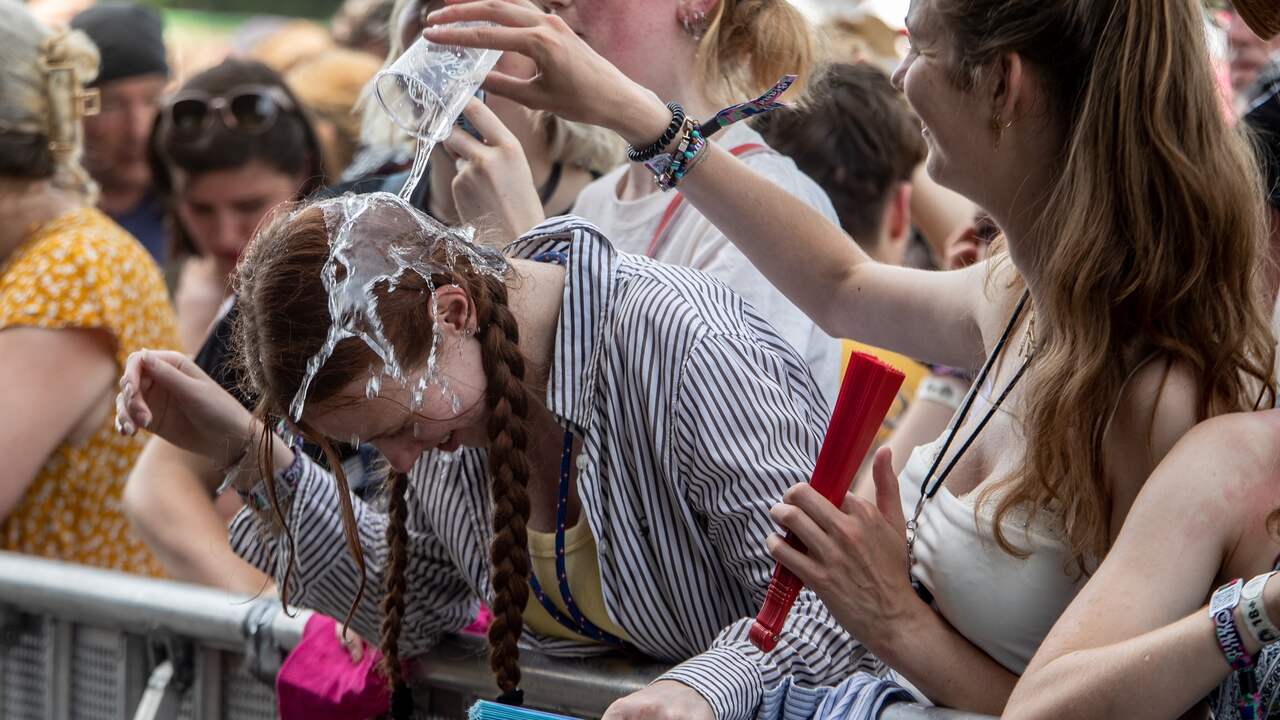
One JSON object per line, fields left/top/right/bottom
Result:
{"left": 232, "top": 202, "right": 534, "bottom": 712}
{"left": 936, "top": 0, "right": 1276, "bottom": 566}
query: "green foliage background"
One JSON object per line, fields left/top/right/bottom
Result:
{"left": 141, "top": 0, "right": 343, "bottom": 21}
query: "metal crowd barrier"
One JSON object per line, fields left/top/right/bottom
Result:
{"left": 0, "top": 552, "right": 992, "bottom": 719}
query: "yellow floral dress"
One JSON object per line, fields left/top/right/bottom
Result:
{"left": 0, "top": 207, "right": 178, "bottom": 575}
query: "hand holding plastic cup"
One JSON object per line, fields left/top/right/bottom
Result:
{"left": 374, "top": 23, "right": 502, "bottom": 141}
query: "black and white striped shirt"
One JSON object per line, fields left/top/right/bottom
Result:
{"left": 230, "top": 216, "right": 876, "bottom": 719}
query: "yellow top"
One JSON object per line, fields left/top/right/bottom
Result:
{"left": 523, "top": 516, "right": 631, "bottom": 644}
{"left": 841, "top": 340, "right": 928, "bottom": 444}
{"left": 0, "top": 207, "right": 178, "bottom": 576}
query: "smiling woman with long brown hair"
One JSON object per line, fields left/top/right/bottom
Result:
{"left": 424, "top": 0, "right": 1278, "bottom": 713}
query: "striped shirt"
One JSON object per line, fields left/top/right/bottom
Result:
{"left": 229, "top": 216, "right": 877, "bottom": 719}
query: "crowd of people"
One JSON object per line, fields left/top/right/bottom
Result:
{"left": 5, "top": 0, "right": 1280, "bottom": 718}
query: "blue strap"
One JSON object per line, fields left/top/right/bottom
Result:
{"left": 527, "top": 432, "right": 627, "bottom": 648}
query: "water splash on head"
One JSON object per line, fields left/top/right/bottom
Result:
{"left": 288, "top": 191, "right": 508, "bottom": 423}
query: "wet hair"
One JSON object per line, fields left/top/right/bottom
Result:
{"left": 758, "top": 62, "right": 924, "bottom": 245}
{"left": 931, "top": 0, "right": 1276, "bottom": 567}
{"left": 149, "top": 58, "right": 326, "bottom": 263}
{"left": 233, "top": 202, "right": 534, "bottom": 714}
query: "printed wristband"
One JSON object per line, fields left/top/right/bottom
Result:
{"left": 1242, "top": 571, "right": 1280, "bottom": 646}
{"left": 1211, "top": 579, "right": 1255, "bottom": 671}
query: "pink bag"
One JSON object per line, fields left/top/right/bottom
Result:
{"left": 276, "top": 614, "right": 389, "bottom": 720}
{"left": 276, "top": 606, "right": 492, "bottom": 720}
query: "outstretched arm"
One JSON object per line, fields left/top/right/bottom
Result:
{"left": 424, "top": 0, "right": 995, "bottom": 369}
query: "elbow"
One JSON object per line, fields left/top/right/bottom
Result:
{"left": 1003, "top": 678, "right": 1088, "bottom": 720}
{"left": 813, "top": 265, "right": 868, "bottom": 340}
{"left": 121, "top": 472, "right": 146, "bottom": 526}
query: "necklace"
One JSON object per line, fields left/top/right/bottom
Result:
{"left": 905, "top": 290, "right": 1036, "bottom": 571}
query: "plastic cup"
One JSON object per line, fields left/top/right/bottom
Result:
{"left": 374, "top": 24, "right": 501, "bottom": 141}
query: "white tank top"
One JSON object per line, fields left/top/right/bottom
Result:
{"left": 891, "top": 431, "right": 1088, "bottom": 695}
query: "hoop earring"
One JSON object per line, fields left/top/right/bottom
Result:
{"left": 680, "top": 7, "right": 708, "bottom": 39}
{"left": 991, "top": 113, "right": 1013, "bottom": 149}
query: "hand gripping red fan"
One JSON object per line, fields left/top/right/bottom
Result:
{"left": 748, "top": 352, "right": 905, "bottom": 652}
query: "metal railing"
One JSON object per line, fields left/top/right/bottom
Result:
{"left": 0, "top": 552, "right": 993, "bottom": 719}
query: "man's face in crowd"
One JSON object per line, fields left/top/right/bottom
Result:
{"left": 82, "top": 73, "right": 167, "bottom": 197}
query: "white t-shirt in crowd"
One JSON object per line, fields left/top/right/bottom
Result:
{"left": 571, "top": 122, "right": 843, "bottom": 406}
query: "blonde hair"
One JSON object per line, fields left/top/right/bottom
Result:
{"left": 246, "top": 19, "right": 334, "bottom": 75}
{"left": 937, "top": 0, "right": 1276, "bottom": 568}
{"left": 286, "top": 48, "right": 383, "bottom": 179}
{"left": 0, "top": 0, "right": 100, "bottom": 200}
{"left": 696, "top": 0, "right": 816, "bottom": 104}
{"left": 357, "top": 0, "right": 620, "bottom": 176}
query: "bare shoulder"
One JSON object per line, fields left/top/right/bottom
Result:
{"left": 972, "top": 258, "right": 1025, "bottom": 355}
{"left": 1102, "top": 359, "right": 1206, "bottom": 535}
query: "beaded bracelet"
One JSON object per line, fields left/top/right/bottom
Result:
{"left": 636, "top": 74, "right": 798, "bottom": 191}
{"left": 626, "top": 102, "right": 685, "bottom": 163}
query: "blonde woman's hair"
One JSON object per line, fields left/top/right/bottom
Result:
{"left": 696, "top": 0, "right": 816, "bottom": 104}
{"left": 0, "top": 0, "right": 100, "bottom": 200}
{"left": 937, "top": 0, "right": 1277, "bottom": 569}
{"left": 357, "top": 0, "right": 620, "bottom": 177}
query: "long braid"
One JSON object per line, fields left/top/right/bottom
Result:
{"left": 378, "top": 470, "right": 413, "bottom": 718}
{"left": 474, "top": 273, "right": 534, "bottom": 699}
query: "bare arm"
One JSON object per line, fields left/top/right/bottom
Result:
{"left": 0, "top": 327, "right": 117, "bottom": 519}
{"left": 425, "top": 0, "right": 995, "bottom": 369}
{"left": 1006, "top": 414, "right": 1280, "bottom": 720}
{"left": 123, "top": 436, "right": 271, "bottom": 595}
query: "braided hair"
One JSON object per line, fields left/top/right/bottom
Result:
{"left": 234, "top": 202, "right": 535, "bottom": 714}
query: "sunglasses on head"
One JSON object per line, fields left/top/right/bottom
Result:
{"left": 163, "top": 85, "right": 297, "bottom": 141}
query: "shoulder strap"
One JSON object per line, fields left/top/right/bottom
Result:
{"left": 645, "top": 143, "right": 770, "bottom": 258}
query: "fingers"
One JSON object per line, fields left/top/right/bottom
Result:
{"left": 336, "top": 623, "right": 365, "bottom": 663}
{"left": 116, "top": 350, "right": 156, "bottom": 433}
{"left": 872, "top": 446, "right": 908, "bottom": 533}
{"left": 424, "top": 19, "right": 549, "bottom": 59}
{"left": 769, "top": 489, "right": 842, "bottom": 561}
{"left": 430, "top": 0, "right": 546, "bottom": 30}
{"left": 479, "top": 71, "right": 545, "bottom": 109}
{"left": 766, "top": 533, "right": 824, "bottom": 586}
{"left": 441, "top": 121, "right": 489, "bottom": 162}
{"left": 458, "top": 97, "right": 519, "bottom": 146}
{"left": 782, "top": 482, "right": 853, "bottom": 536}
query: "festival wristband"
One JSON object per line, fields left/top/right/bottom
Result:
{"left": 914, "top": 376, "right": 964, "bottom": 411}
{"left": 1242, "top": 571, "right": 1280, "bottom": 646}
{"left": 1211, "top": 579, "right": 1255, "bottom": 671}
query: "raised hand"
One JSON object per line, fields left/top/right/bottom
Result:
{"left": 423, "top": 0, "right": 672, "bottom": 146}
{"left": 442, "top": 97, "right": 546, "bottom": 242}
{"left": 115, "top": 349, "right": 257, "bottom": 467}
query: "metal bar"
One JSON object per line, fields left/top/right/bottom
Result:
{"left": 412, "top": 636, "right": 667, "bottom": 717}
{"left": 0, "top": 552, "right": 307, "bottom": 652}
{"left": 0, "top": 552, "right": 994, "bottom": 720}
{"left": 47, "top": 617, "right": 71, "bottom": 720}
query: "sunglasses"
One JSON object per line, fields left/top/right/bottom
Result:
{"left": 163, "top": 85, "right": 297, "bottom": 141}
